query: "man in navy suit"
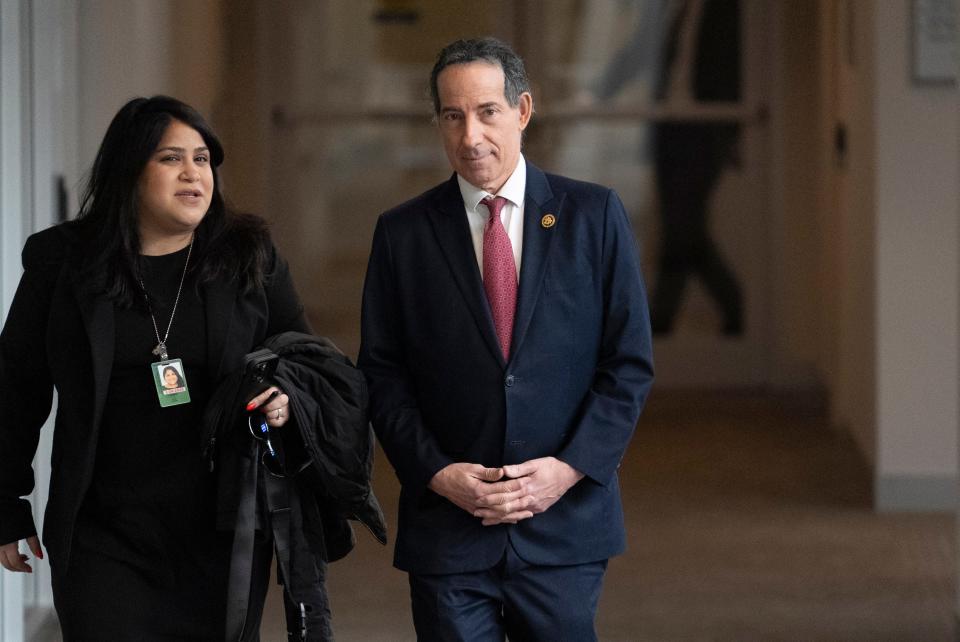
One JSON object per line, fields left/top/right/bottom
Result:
{"left": 359, "top": 37, "right": 654, "bottom": 641}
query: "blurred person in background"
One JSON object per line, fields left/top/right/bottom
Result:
{"left": 594, "top": 0, "right": 744, "bottom": 335}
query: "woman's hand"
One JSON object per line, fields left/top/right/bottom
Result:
{"left": 0, "top": 536, "right": 43, "bottom": 573}
{"left": 245, "top": 386, "right": 290, "bottom": 428}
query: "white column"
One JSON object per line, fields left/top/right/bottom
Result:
{"left": 0, "top": 0, "right": 30, "bottom": 638}
{"left": 24, "top": 1, "right": 81, "bottom": 623}
{"left": 873, "top": 0, "right": 960, "bottom": 510}
{"left": 77, "top": 0, "right": 174, "bottom": 164}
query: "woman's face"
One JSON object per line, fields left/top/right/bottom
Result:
{"left": 137, "top": 119, "right": 214, "bottom": 242}
{"left": 163, "top": 368, "right": 179, "bottom": 388}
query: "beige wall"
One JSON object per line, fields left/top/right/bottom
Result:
{"left": 770, "top": 1, "right": 832, "bottom": 393}
{"left": 823, "top": 0, "right": 879, "bottom": 468}
{"left": 211, "top": 0, "right": 277, "bottom": 217}
{"left": 833, "top": 0, "right": 878, "bottom": 470}
{"left": 769, "top": 0, "right": 878, "bottom": 450}
{"left": 73, "top": 0, "right": 959, "bottom": 508}
{"left": 77, "top": 0, "right": 225, "bottom": 173}
{"left": 778, "top": 0, "right": 958, "bottom": 506}
{"left": 773, "top": 0, "right": 959, "bottom": 509}
{"left": 873, "top": 0, "right": 958, "bottom": 498}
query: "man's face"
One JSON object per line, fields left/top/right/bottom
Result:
{"left": 436, "top": 61, "right": 532, "bottom": 193}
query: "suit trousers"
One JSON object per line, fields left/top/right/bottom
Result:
{"left": 409, "top": 540, "right": 608, "bottom": 642}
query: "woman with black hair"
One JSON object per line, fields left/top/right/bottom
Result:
{"left": 161, "top": 365, "right": 186, "bottom": 390}
{"left": 0, "top": 96, "right": 311, "bottom": 639}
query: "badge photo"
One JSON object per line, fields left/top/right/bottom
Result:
{"left": 152, "top": 358, "right": 191, "bottom": 407}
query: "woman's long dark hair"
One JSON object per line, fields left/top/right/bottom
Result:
{"left": 76, "top": 95, "right": 268, "bottom": 307}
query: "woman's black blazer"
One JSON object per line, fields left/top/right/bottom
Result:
{"left": 0, "top": 221, "right": 310, "bottom": 577}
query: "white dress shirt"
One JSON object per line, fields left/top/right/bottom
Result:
{"left": 457, "top": 155, "right": 526, "bottom": 280}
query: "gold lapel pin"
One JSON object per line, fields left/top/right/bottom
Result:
{"left": 541, "top": 214, "right": 556, "bottom": 229}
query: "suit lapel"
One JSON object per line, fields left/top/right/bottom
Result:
{"left": 426, "top": 175, "right": 505, "bottom": 365}
{"left": 510, "top": 162, "right": 561, "bottom": 361}
{"left": 73, "top": 277, "right": 114, "bottom": 433}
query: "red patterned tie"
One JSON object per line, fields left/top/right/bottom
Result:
{"left": 482, "top": 196, "right": 517, "bottom": 359}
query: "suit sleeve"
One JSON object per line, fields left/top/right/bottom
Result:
{"left": 358, "top": 217, "right": 453, "bottom": 491}
{"left": 260, "top": 243, "right": 312, "bottom": 461}
{"left": 265, "top": 244, "right": 312, "bottom": 337}
{"left": 557, "top": 189, "right": 654, "bottom": 485}
{"left": 0, "top": 236, "right": 58, "bottom": 545}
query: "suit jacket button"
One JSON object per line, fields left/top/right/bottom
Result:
{"left": 505, "top": 374, "right": 515, "bottom": 387}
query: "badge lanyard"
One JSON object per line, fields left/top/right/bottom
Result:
{"left": 141, "top": 236, "right": 194, "bottom": 408}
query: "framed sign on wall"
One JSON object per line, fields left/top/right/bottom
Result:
{"left": 912, "top": 0, "right": 957, "bottom": 83}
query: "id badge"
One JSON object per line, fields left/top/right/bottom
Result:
{"left": 152, "top": 358, "right": 192, "bottom": 407}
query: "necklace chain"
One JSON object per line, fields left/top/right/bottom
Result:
{"left": 139, "top": 236, "right": 194, "bottom": 361}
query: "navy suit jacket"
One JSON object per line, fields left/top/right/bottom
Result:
{"left": 359, "top": 161, "right": 654, "bottom": 574}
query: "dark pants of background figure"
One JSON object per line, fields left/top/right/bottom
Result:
{"left": 651, "top": 121, "right": 743, "bottom": 335}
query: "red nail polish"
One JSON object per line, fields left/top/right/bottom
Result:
{"left": 245, "top": 401, "right": 257, "bottom": 411}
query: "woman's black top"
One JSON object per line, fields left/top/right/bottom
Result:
{"left": 71, "top": 245, "right": 230, "bottom": 636}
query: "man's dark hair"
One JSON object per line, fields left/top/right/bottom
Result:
{"left": 429, "top": 37, "right": 530, "bottom": 114}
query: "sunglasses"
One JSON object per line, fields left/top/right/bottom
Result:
{"left": 247, "top": 412, "right": 310, "bottom": 478}
{"left": 247, "top": 413, "right": 288, "bottom": 477}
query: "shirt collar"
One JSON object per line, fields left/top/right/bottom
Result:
{"left": 457, "top": 154, "right": 527, "bottom": 214}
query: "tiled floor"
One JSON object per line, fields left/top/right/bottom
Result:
{"left": 261, "top": 391, "right": 955, "bottom": 641}
{"left": 39, "top": 391, "right": 955, "bottom": 641}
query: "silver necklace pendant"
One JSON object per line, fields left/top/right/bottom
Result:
{"left": 152, "top": 342, "right": 169, "bottom": 361}
{"left": 141, "top": 236, "right": 194, "bottom": 365}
